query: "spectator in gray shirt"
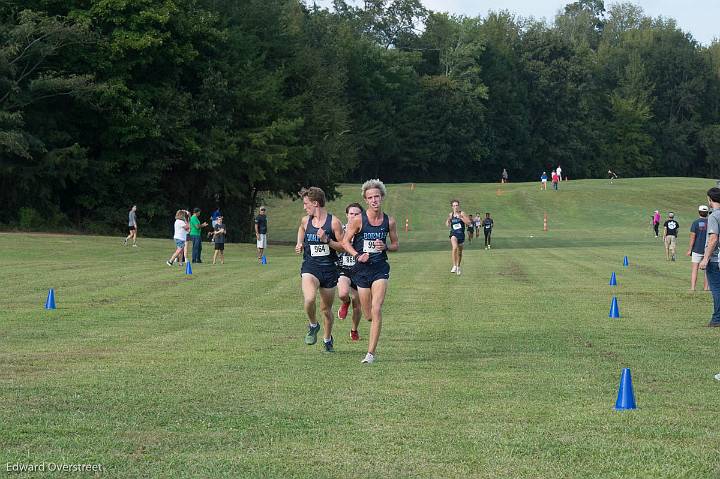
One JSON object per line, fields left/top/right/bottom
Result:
{"left": 698, "top": 188, "right": 720, "bottom": 326}
{"left": 123, "top": 205, "right": 138, "bottom": 247}
{"left": 210, "top": 216, "right": 227, "bottom": 265}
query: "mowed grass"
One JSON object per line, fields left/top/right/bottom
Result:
{"left": 1, "top": 177, "right": 719, "bottom": 478}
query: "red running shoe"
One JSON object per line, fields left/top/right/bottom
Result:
{"left": 338, "top": 300, "right": 350, "bottom": 320}
{"left": 350, "top": 330, "right": 360, "bottom": 341}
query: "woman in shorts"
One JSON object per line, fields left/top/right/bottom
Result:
{"left": 167, "top": 210, "right": 190, "bottom": 266}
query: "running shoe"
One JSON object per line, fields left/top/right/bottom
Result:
{"left": 456, "top": 267, "right": 461, "bottom": 276}
{"left": 361, "top": 352, "right": 375, "bottom": 364}
{"left": 715, "top": 373, "right": 720, "bottom": 381}
{"left": 166, "top": 260, "right": 172, "bottom": 266}
{"left": 122, "top": 239, "right": 127, "bottom": 246}
{"left": 450, "top": 266, "right": 457, "bottom": 273}
{"left": 671, "top": 254, "right": 676, "bottom": 261}
{"left": 350, "top": 330, "right": 360, "bottom": 341}
{"left": 132, "top": 244, "right": 138, "bottom": 248}
{"left": 305, "top": 323, "right": 320, "bottom": 345}
{"left": 323, "top": 336, "right": 335, "bottom": 353}
{"left": 338, "top": 301, "right": 350, "bottom": 320}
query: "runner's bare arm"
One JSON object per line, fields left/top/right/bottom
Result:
{"left": 295, "top": 217, "right": 307, "bottom": 254}
{"left": 387, "top": 216, "right": 399, "bottom": 252}
{"left": 342, "top": 216, "right": 367, "bottom": 261}
{"left": 700, "top": 233, "right": 717, "bottom": 269}
{"left": 328, "top": 216, "right": 345, "bottom": 253}
{"left": 687, "top": 232, "right": 696, "bottom": 256}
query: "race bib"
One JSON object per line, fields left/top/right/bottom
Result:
{"left": 342, "top": 255, "right": 356, "bottom": 267}
{"left": 363, "top": 240, "right": 382, "bottom": 253}
{"left": 310, "top": 244, "right": 330, "bottom": 257}
{"left": 452, "top": 222, "right": 462, "bottom": 231}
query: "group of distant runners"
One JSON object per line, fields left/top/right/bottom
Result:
{"left": 446, "top": 201, "right": 493, "bottom": 275}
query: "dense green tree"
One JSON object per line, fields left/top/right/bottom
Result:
{"left": 2, "top": 0, "right": 720, "bottom": 234}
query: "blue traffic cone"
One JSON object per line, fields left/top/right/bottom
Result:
{"left": 609, "top": 272, "right": 617, "bottom": 286}
{"left": 261, "top": 255, "right": 267, "bottom": 265}
{"left": 623, "top": 256, "right": 629, "bottom": 267}
{"left": 44, "top": 288, "right": 56, "bottom": 310}
{"left": 614, "top": 368, "right": 637, "bottom": 410}
{"left": 185, "top": 261, "right": 192, "bottom": 275}
{"left": 609, "top": 296, "right": 620, "bottom": 318}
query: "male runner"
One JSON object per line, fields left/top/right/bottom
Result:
{"left": 342, "top": 179, "right": 399, "bottom": 364}
{"left": 295, "top": 188, "right": 344, "bottom": 353}
{"left": 483, "top": 212, "right": 494, "bottom": 249}
{"left": 337, "top": 203, "right": 364, "bottom": 341}
{"left": 446, "top": 200, "right": 471, "bottom": 275}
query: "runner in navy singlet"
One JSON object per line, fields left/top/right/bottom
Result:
{"left": 337, "top": 203, "right": 364, "bottom": 341}
{"left": 446, "top": 200, "right": 471, "bottom": 275}
{"left": 342, "top": 179, "right": 399, "bottom": 364}
{"left": 295, "top": 187, "right": 345, "bottom": 353}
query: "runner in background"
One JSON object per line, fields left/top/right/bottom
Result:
{"left": 337, "top": 203, "right": 364, "bottom": 341}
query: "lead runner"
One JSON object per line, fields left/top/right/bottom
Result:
{"left": 342, "top": 179, "right": 399, "bottom": 364}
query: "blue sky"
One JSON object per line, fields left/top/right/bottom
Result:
{"left": 310, "top": 1, "right": 718, "bottom": 45}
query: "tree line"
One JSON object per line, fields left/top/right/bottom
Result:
{"left": 1, "top": 0, "right": 719, "bottom": 238}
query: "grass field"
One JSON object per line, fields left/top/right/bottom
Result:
{"left": 2, "top": 178, "right": 719, "bottom": 478}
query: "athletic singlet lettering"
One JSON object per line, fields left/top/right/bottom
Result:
{"left": 450, "top": 215, "right": 465, "bottom": 236}
{"left": 352, "top": 212, "right": 389, "bottom": 265}
{"left": 303, "top": 214, "right": 337, "bottom": 269}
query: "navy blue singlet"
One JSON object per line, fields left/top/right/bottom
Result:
{"left": 302, "top": 214, "right": 337, "bottom": 270}
{"left": 450, "top": 215, "right": 465, "bottom": 239}
{"left": 352, "top": 212, "right": 389, "bottom": 265}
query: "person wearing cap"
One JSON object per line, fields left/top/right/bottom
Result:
{"left": 699, "top": 187, "right": 720, "bottom": 327}
{"left": 687, "top": 205, "right": 710, "bottom": 291}
{"left": 663, "top": 212, "right": 679, "bottom": 261}
{"left": 652, "top": 210, "right": 661, "bottom": 238}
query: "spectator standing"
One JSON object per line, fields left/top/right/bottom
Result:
{"left": 501, "top": 168, "right": 508, "bottom": 184}
{"left": 211, "top": 207, "right": 222, "bottom": 228}
{"left": 652, "top": 210, "right": 661, "bottom": 238}
{"left": 551, "top": 171, "right": 559, "bottom": 190}
{"left": 211, "top": 216, "right": 227, "bottom": 265}
{"left": 255, "top": 206, "right": 268, "bottom": 263}
{"left": 687, "top": 205, "right": 710, "bottom": 291}
{"left": 698, "top": 187, "right": 720, "bottom": 327}
{"left": 190, "top": 208, "right": 208, "bottom": 263}
{"left": 556, "top": 165, "right": 562, "bottom": 181}
{"left": 540, "top": 172, "right": 548, "bottom": 190}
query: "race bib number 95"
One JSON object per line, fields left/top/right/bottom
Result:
{"left": 310, "top": 244, "right": 330, "bottom": 257}
{"left": 363, "top": 240, "right": 382, "bottom": 253}
{"left": 452, "top": 222, "right": 462, "bottom": 230}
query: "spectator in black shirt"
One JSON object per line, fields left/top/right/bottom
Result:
{"left": 663, "top": 212, "right": 679, "bottom": 261}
